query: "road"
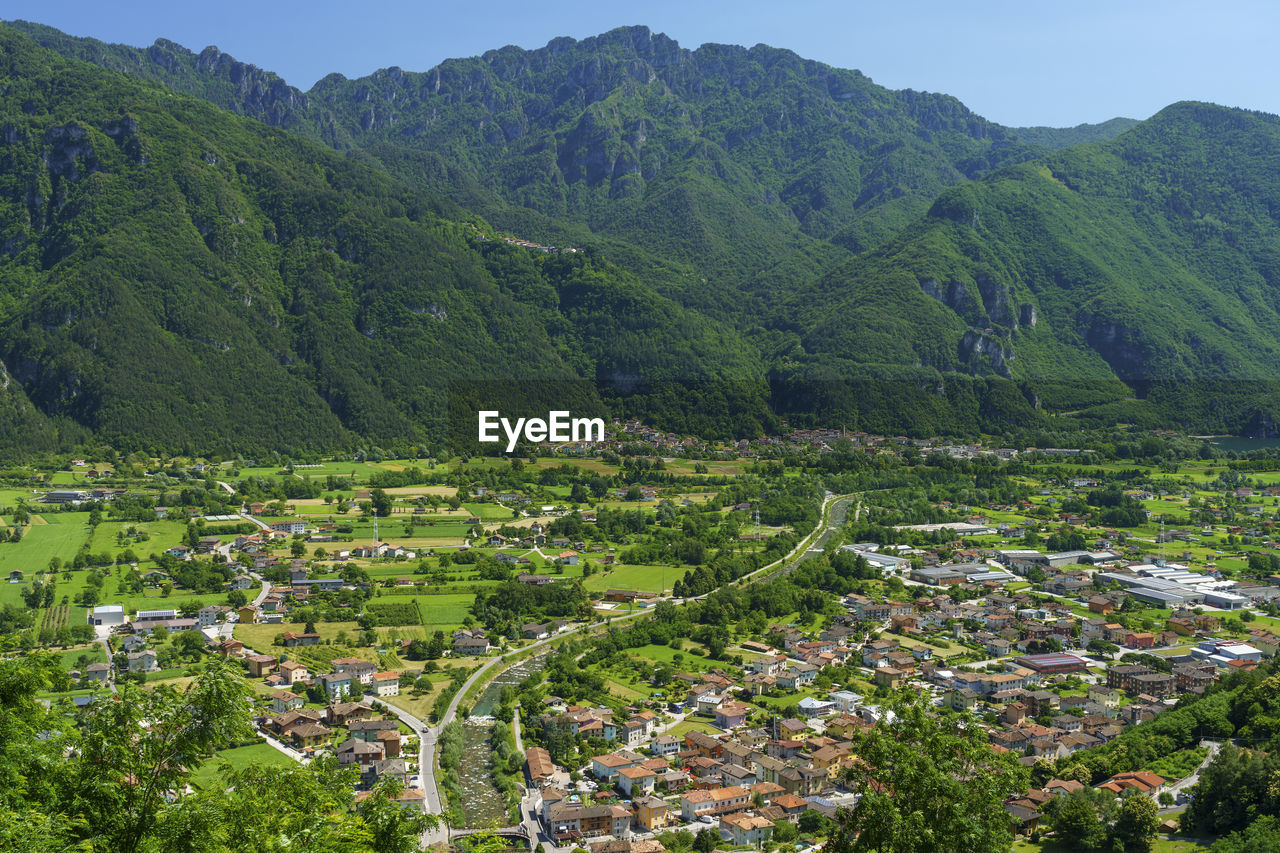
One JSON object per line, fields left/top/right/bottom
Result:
{"left": 439, "top": 492, "right": 849, "bottom": 729}
{"left": 381, "top": 700, "right": 450, "bottom": 848}
{"left": 259, "top": 729, "right": 308, "bottom": 763}
{"left": 1162, "top": 739, "right": 1223, "bottom": 807}
{"left": 251, "top": 575, "right": 272, "bottom": 607}
{"left": 93, "top": 625, "right": 118, "bottom": 694}
{"left": 240, "top": 511, "right": 270, "bottom": 531}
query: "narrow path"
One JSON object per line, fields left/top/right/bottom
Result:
{"left": 240, "top": 512, "right": 270, "bottom": 531}
{"left": 251, "top": 579, "right": 272, "bottom": 607}
{"left": 1164, "top": 739, "right": 1223, "bottom": 801}
{"left": 259, "top": 730, "right": 308, "bottom": 764}
{"left": 95, "top": 631, "right": 118, "bottom": 694}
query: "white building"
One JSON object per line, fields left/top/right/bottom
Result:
{"left": 372, "top": 672, "right": 400, "bottom": 697}
{"left": 88, "top": 605, "right": 125, "bottom": 627}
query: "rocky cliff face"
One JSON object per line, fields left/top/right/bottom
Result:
{"left": 194, "top": 45, "right": 311, "bottom": 125}
{"left": 959, "top": 330, "right": 1014, "bottom": 377}
{"left": 10, "top": 23, "right": 315, "bottom": 133}
{"left": 921, "top": 274, "right": 1033, "bottom": 333}
{"left": 920, "top": 277, "right": 980, "bottom": 320}
{"left": 976, "top": 274, "right": 1015, "bottom": 328}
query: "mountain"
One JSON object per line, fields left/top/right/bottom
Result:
{"left": 0, "top": 25, "right": 772, "bottom": 455}
{"left": 7, "top": 22, "right": 1069, "bottom": 310}
{"left": 3, "top": 21, "right": 1280, "bottom": 451}
{"left": 1010, "top": 117, "right": 1141, "bottom": 150}
{"left": 779, "top": 101, "right": 1280, "bottom": 432}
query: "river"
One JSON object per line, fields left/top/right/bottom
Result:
{"left": 455, "top": 650, "right": 551, "bottom": 827}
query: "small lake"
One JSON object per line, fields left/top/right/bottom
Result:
{"left": 1209, "top": 436, "right": 1280, "bottom": 453}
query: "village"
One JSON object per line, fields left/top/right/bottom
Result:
{"left": 518, "top": 546, "right": 1276, "bottom": 850}
{"left": 4, "top": 430, "right": 1280, "bottom": 851}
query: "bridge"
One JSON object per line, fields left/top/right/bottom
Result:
{"left": 449, "top": 825, "right": 531, "bottom": 843}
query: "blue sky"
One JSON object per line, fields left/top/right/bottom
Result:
{"left": 8, "top": 1, "right": 1278, "bottom": 127}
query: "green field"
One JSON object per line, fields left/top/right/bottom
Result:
{"left": 751, "top": 689, "right": 823, "bottom": 713}
{"left": 188, "top": 742, "right": 295, "bottom": 791}
{"left": 666, "top": 720, "right": 721, "bottom": 738}
{"left": 602, "top": 673, "right": 650, "bottom": 701}
{"left": 626, "top": 642, "right": 712, "bottom": 668}
{"left": 1013, "top": 837, "right": 1201, "bottom": 853}
{"left": 233, "top": 621, "right": 362, "bottom": 652}
{"left": 362, "top": 591, "right": 476, "bottom": 628}
{"left": 0, "top": 517, "right": 91, "bottom": 576}
{"left": 236, "top": 461, "right": 390, "bottom": 480}
{"left": 893, "top": 635, "right": 966, "bottom": 660}
{"left": 412, "top": 594, "right": 474, "bottom": 628}
{"left": 582, "top": 563, "right": 672, "bottom": 595}
{"left": 56, "top": 644, "right": 107, "bottom": 671}
{"left": 382, "top": 673, "right": 457, "bottom": 720}
{"left": 0, "top": 576, "right": 26, "bottom": 607}
{"left": 87, "top": 519, "right": 194, "bottom": 561}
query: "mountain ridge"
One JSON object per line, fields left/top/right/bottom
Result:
{"left": 5, "top": 22, "right": 1071, "bottom": 296}
{"left": 3, "top": 22, "right": 1280, "bottom": 452}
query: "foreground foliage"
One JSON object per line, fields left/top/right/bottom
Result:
{"left": 830, "top": 691, "right": 1029, "bottom": 853}
{"left": 0, "top": 653, "right": 434, "bottom": 852}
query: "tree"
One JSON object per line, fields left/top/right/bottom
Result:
{"left": 175, "top": 630, "right": 207, "bottom": 658}
{"left": 1210, "top": 814, "right": 1280, "bottom": 853}
{"left": 1088, "top": 639, "right": 1120, "bottom": 657}
{"left": 1184, "top": 745, "right": 1275, "bottom": 837}
{"left": 799, "top": 810, "right": 831, "bottom": 834}
{"left": 772, "top": 820, "right": 798, "bottom": 844}
{"left": 832, "top": 691, "right": 1029, "bottom": 853}
{"left": 0, "top": 648, "right": 442, "bottom": 845}
{"left": 356, "top": 778, "right": 435, "bottom": 853}
{"left": 1111, "top": 794, "right": 1159, "bottom": 852}
{"left": 693, "top": 827, "right": 717, "bottom": 853}
{"left": 1044, "top": 789, "right": 1106, "bottom": 849}
{"left": 371, "top": 489, "right": 393, "bottom": 518}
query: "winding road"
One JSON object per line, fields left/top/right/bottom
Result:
{"left": 401, "top": 491, "right": 854, "bottom": 847}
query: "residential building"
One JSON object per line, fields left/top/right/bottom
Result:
{"left": 372, "top": 671, "right": 401, "bottom": 696}
{"left": 720, "top": 813, "right": 774, "bottom": 847}
{"left": 636, "top": 796, "right": 671, "bottom": 832}
{"left": 680, "top": 786, "right": 751, "bottom": 821}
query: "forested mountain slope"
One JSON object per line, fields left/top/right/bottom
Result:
{"left": 0, "top": 27, "right": 765, "bottom": 454}
{"left": 4, "top": 22, "right": 1280, "bottom": 450}
{"left": 777, "top": 102, "right": 1280, "bottom": 431}
{"left": 9, "top": 21, "right": 1067, "bottom": 309}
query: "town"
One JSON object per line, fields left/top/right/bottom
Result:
{"left": 4, "top": 429, "right": 1280, "bottom": 852}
